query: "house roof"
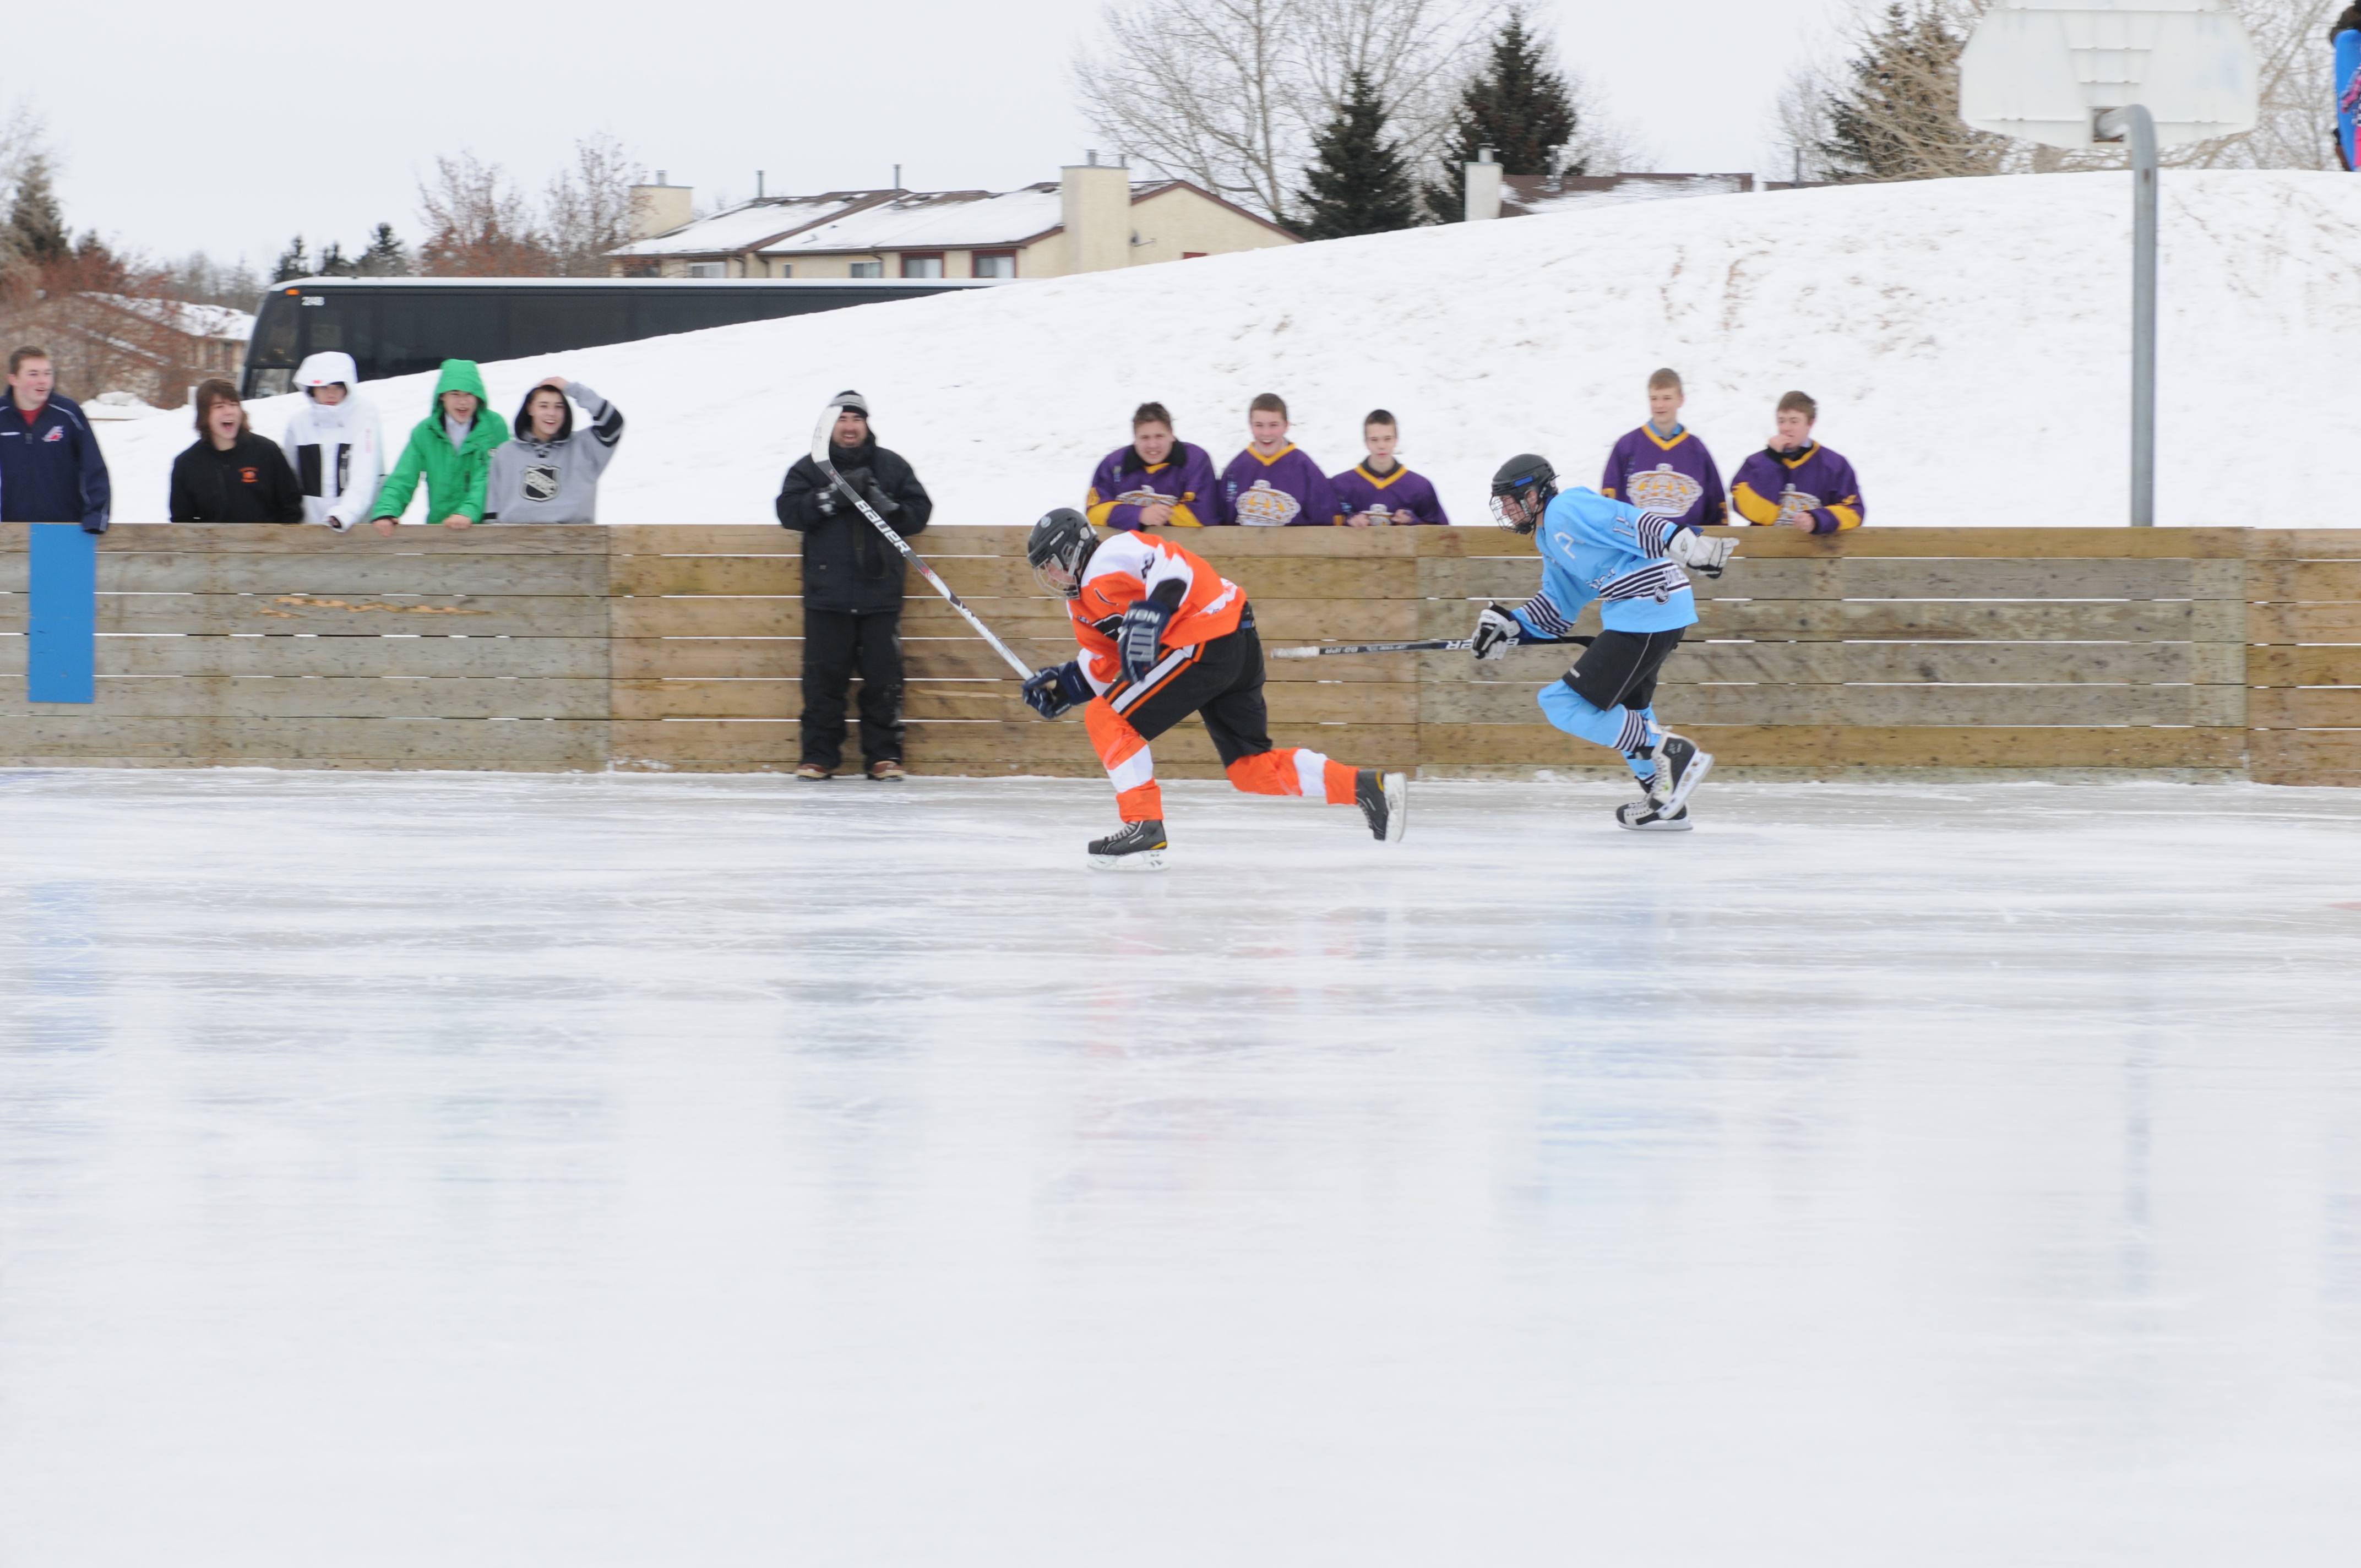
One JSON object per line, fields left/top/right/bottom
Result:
{"left": 83, "top": 293, "right": 255, "bottom": 340}
{"left": 607, "top": 178, "right": 1268, "bottom": 261}
{"left": 1500, "top": 173, "right": 1756, "bottom": 219}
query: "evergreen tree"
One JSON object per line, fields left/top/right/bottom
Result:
{"left": 6, "top": 156, "right": 72, "bottom": 264}
{"left": 271, "top": 235, "right": 312, "bottom": 282}
{"left": 1423, "top": 8, "right": 1578, "bottom": 223}
{"left": 1296, "top": 69, "right": 1418, "bottom": 241}
{"left": 318, "top": 240, "right": 356, "bottom": 276}
{"left": 355, "top": 222, "right": 412, "bottom": 276}
{"left": 1814, "top": 3, "right": 2000, "bottom": 182}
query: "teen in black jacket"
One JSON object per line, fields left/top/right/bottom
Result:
{"left": 170, "top": 381, "right": 304, "bottom": 522}
{"left": 775, "top": 391, "right": 933, "bottom": 779}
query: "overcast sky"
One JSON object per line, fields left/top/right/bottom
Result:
{"left": 22, "top": 0, "right": 1849, "bottom": 270}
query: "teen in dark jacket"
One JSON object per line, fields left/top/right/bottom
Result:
{"left": 0, "top": 346, "right": 110, "bottom": 531}
{"left": 169, "top": 380, "right": 304, "bottom": 523}
{"left": 775, "top": 390, "right": 933, "bottom": 780}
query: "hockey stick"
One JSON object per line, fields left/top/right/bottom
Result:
{"left": 1269, "top": 634, "right": 1595, "bottom": 660}
{"left": 809, "top": 396, "right": 1033, "bottom": 679}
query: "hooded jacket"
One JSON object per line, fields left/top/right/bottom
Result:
{"left": 168, "top": 428, "right": 306, "bottom": 523}
{"left": 775, "top": 431, "right": 932, "bottom": 614}
{"left": 370, "top": 360, "right": 504, "bottom": 525}
{"left": 279, "top": 351, "right": 383, "bottom": 530}
{"left": 0, "top": 392, "right": 110, "bottom": 531}
{"left": 482, "top": 381, "right": 624, "bottom": 524}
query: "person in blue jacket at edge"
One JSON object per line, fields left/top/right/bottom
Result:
{"left": 0, "top": 345, "right": 111, "bottom": 533}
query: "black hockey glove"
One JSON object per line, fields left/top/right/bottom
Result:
{"left": 812, "top": 484, "right": 839, "bottom": 517}
{"left": 1471, "top": 603, "right": 1522, "bottom": 661}
{"left": 862, "top": 478, "right": 900, "bottom": 516}
{"left": 1118, "top": 596, "right": 1178, "bottom": 686}
{"left": 1022, "top": 660, "right": 1090, "bottom": 718}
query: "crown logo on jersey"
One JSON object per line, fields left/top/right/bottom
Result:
{"left": 1625, "top": 464, "right": 1702, "bottom": 513}
{"left": 1231, "top": 480, "right": 1301, "bottom": 527}
{"left": 1117, "top": 486, "right": 1167, "bottom": 509}
{"left": 1775, "top": 487, "right": 1824, "bottom": 526}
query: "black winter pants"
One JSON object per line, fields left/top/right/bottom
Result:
{"left": 800, "top": 606, "right": 904, "bottom": 769}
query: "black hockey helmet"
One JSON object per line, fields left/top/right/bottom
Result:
{"left": 1489, "top": 454, "right": 1557, "bottom": 534}
{"left": 1027, "top": 506, "right": 1098, "bottom": 600}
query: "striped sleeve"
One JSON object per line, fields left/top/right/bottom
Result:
{"left": 1514, "top": 590, "right": 1573, "bottom": 640}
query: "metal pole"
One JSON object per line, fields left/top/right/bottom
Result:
{"left": 2097, "top": 105, "right": 2157, "bottom": 527}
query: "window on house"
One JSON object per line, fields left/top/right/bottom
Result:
{"left": 901, "top": 254, "right": 944, "bottom": 279}
{"left": 773, "top": 262, "right": 793, "bottom": 278}
{"left": 972, "top": 252, "right": 1016, "bottom": 279}
{"left": 848, "top": 260, "right": 883, "bottom": 278}
{"left": 686, "top": 261, "right": 726, "bottom": 279}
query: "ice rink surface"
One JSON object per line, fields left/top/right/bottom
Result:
{"left": 2, "top": 769, "right": 2357, "bottom": 1566}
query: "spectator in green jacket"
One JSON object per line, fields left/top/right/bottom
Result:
{"left": 370, "top": 359, "right": 503, "bottom": 533}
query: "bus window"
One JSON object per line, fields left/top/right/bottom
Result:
{"left": 510, "top": 294, "right": 629, "bottom": 358}
{"left": 378, "top": 292, "right": 502, "bottom": 379}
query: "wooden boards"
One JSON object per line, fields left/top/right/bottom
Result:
{"left": 2, "top": 523, "right": 2356, "bottom": 783}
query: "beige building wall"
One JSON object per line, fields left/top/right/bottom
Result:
{"left": 1128, "top": 189, "right": 1296, "bottom": 265}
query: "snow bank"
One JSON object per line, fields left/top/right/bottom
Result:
{"left": 94, "top": 171, "right": 2361, "bottom": 527}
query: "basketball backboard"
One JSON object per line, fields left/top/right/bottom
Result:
{"left": 1959, "top": 0, "right": 2259, "bottom": 150}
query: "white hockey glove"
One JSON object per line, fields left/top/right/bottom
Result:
{"left": 1664, "top": 529, "right": 1737, "bottom": 579}
{"left": 1471, "top": 603, "right": 1523, "bottom": 661}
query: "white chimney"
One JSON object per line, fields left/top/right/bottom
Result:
{"left": 1464, "top": 145, "right": 1502, "bottom": 222}
{"left": 629, "top": 175, "right": 693, "bottom": 240}
{"left": 1061, "top": 157, "right": 1131, "bottom": 275}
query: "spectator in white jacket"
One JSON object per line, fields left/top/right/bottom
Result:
{"left": 279, "top": 351, "right": 382, "bottom": 530}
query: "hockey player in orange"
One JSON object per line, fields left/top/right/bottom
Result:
{"left": 1020, "top": 507, "right": 1407, "bottom": 869}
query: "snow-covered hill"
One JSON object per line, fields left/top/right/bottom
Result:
{"left": 96, "top": 171, "right": 2361, "bottom": 527}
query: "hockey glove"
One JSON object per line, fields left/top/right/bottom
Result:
{"left": 812, "top": 485, "right": 839, "bottom": 517}
{"left": 862, "top": 478, "right": 901, "bottom": 516}
{"left": 1471, "top": 603, "right": 1523, "bottom": 662}
{"left": 1664, "top": 529, "right": 1736, "bottom": 579}
{"left": 1118, "top": 582, "right": 1185, "bottom": 685}
{"left": 1022, "top": 660, "right": 1091, "bottom": 719}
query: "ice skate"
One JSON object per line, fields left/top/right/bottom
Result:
{"left": 1649, "top": 732, "right": 1713, "bottom": 813}
{"left": 1615, "top": 801, "right": 1693, "bottom": 832}
{"left": 1356, "top": 769, "right": 1408, "bottom": 843}
{"left": 1087, "top": 819, "right": 1168, "bottom": 872}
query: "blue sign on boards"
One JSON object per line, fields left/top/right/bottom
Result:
{"left": 28, "top": 524, "right": 97, "bottom": 704}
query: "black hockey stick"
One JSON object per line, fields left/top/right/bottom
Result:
{"left": 1269, "top": 634, "right": 1595, "bottom": 660}
{"left": 809, "top": 396, "right": 1034, "bottom": 679}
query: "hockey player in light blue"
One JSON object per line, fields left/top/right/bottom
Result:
{"left": 1471, "top": 453, "right": 1736, "bottom": 831}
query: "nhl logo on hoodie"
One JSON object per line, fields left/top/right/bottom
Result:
{"left": 523, "top": 464, "right": 561, "bottom": 502}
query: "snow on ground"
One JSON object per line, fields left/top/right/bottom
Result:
{"left": 95, "top": 171, "right": 2361, "bottom": 530}
{"left": 3, "top": 770, "right": 2358, "bottom": 1565}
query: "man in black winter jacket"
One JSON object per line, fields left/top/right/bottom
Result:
{"left": 776, "top": 390, "right": 933, "bottom": 779}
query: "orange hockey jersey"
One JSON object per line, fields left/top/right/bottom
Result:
{"left": 1068, "top": 531, "right": 1247, "bottom": 692}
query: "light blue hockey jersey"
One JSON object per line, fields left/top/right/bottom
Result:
{"left": 1509, "top": 486, "right": 1699, "bottom": 638}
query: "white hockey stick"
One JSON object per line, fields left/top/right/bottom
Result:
{"left": 809, "top": 396, "right": 1033, "bottom": 678}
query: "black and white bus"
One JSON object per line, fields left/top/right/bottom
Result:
{"left": 241, "top": 276, "right": 992, "bottom": 398}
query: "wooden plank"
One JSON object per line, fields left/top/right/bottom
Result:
{"left": 1176, "top": 527, "right": 1421, "bottom": 558}
{"left": 607, "top": 526, "right": 799, "bottom": 555}
{"left": 1838, "top": 559, "right": 2202, "bottom": 600}
{"left": 2248, "top": 689, "right": 2361, "bottom": 728}
{"left": 606, "top": 553, "right": 1416, "bottom": 601}
{"left": 2246, "top": 646, "right": 2361, "bottom": 686}
{"left": 2247, "top": 603, "right": 2361, "bottom": 644}
{"left": 1665, "top": 526, "right": 2247, "bottom": 559}
{"left": 612, "top": 718, "right": 1420, "bottom": 767}
{"left": 606, "top": 596, "right": 1418, "bottom": 641}
{"left": 93, "top": 554, "right": 607, "bottom": 596}
{"left": 0, "top": 594, "right": 607, "bottom": 638}
{"left": 0, "top": 635, "right": 607, "bottom": 679}
{"left": 611, "top": 678, "right": 1418, "bottom": 724}
{"left": 0, "top": 716, "right": 607, "bottom": 765}
{"left": 22, "top": 676, "right": 607, "bottom": 720}
{"left": 612, "top": 556, "right": 801, "bottom": 597}
{"left": 83, "top": 522, "right": 611, "bottom": 554}
{"left": 2249, "top": 561, "right": 2361, "bottom": 603}
{"left": 1416, "top": 723, "right": 2246, "bottom": 770}
{"left": 2248, "top": 729, "right": 2361, "bottom": 787}
{"left": 2244, "top": 530, "right": 2361, "bottom": 561}
{"left": 1423, "top": 682, "right": 2243, "bottom": 728}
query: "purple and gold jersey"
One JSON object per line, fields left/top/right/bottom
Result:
{"left": 1601, "top": 424, "right": 1726, "bottom": 530}
{"left": 1330, "top": 461, "right": 1449, "bottom": 525}
{"left": 1732, "top": 442, "right": 1864, "bottom": 533}
{"left": 1217, "top": 444, "right": 1339, "bottom": 527}
{"left": 1086, "top": 441, "right": 1218, "bottom": 530}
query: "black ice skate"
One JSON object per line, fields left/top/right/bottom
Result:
{"left": 1356, "top": 769, "right": 1408, "bottom": 843}
{"left": 1616, "top": 801, "right": 1692, "bottom": 832}
{"left": 1648, "top": 732, "right": 1713, "bottom": 814}
{"left": 1088, "top": 819, "right": 1169, "bottom": 872}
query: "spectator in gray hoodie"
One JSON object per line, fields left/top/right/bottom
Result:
{"left": 482, "top": 376, "right": 624, "bottom": 522}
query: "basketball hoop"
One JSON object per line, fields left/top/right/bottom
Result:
{"left": 1960, "top": 1, "right": 2260, "bottom": 527}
